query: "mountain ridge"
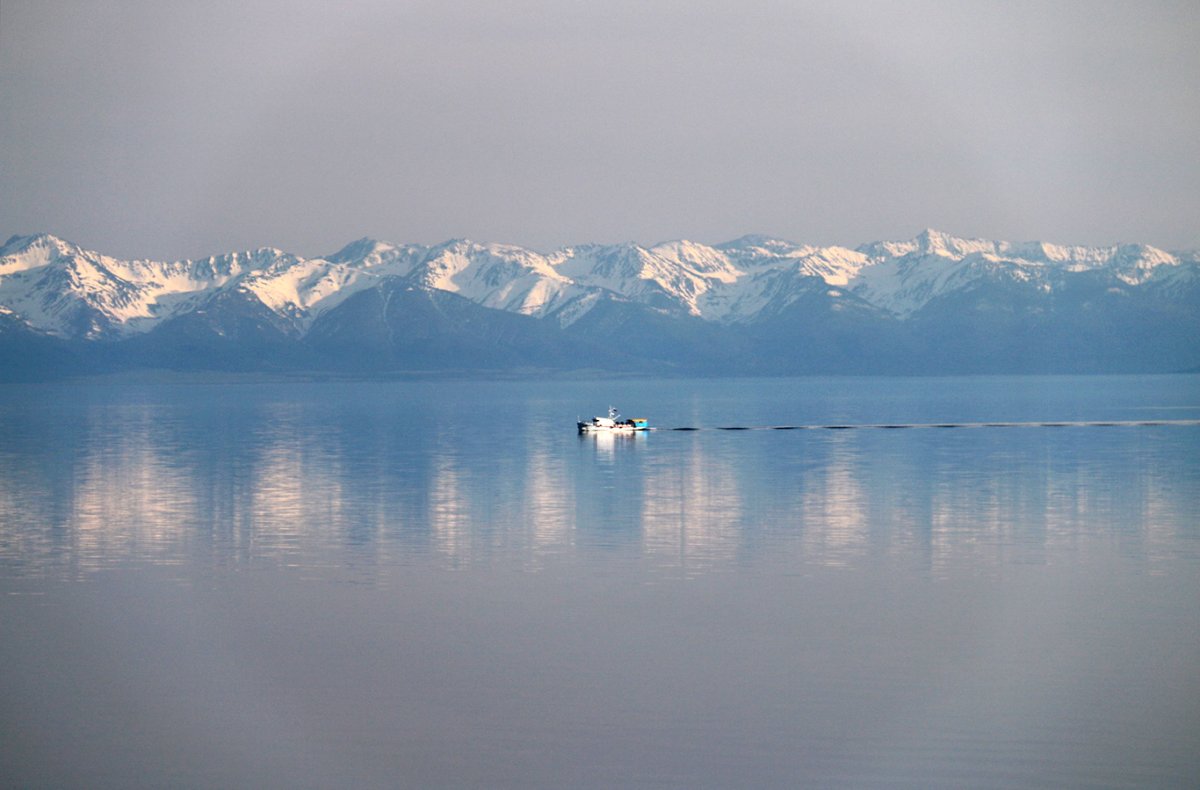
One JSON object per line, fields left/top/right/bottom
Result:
{"left": 2, "top": 230, "right": 1197, "bottom": 377}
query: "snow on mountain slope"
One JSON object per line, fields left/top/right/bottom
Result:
{"left": 849, "top": 229, "right": 1187, "bottom": 316}
{"left": 996, "top": 239, "right": 1177, "bottom": 279}
{"left": 699, "top": 239, "right": 870, "bottom": 321}
{"left": 551, "top": 240, "right": 767, "bottom": 319}
{"left": 238, "top": 240, "right": 425, "bottom": 329}
{"left": 857, "top": 228, "right": 999, "bottom": 261}
{"left": 0, "top": 230, "right": 1192, "bottom": 339}
{"left": 605, "top": 240, "right": 740, "bottom": 316}
{"left": 0, "top": 234, "right": 283, "bottom": 337}
{"left": 849, "top": 250, "right": 1004, "bottom": 317}
{"left": 410, "top": 240, "right": 582, "bottom": 317}
{"left": 552, "top": 243, "right": 701, "bottom": 314}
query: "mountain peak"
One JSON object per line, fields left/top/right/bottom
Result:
{"left": 1, "top": 232, "right": 75, "bottom": 257}
{"left": 717, "top": 233, "right": 798, "bottom": 251}
{"left": 432, "top": 238, "right": 475, "bottom": 250}
{"left": 327, "top": 237, "right": 392, "bottom": 263}
{"left": 908, "top": 228, "right": 997, "bottom": 258}
{"left": 914, "top": 227, "right": 957, "bottom": 250}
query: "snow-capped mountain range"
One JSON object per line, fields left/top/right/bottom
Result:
{"left": 2, "top": 229, "right": 1197, "bottom": 376}
{"left": 1, "top": 228, "right": 1196, "bottom": 340}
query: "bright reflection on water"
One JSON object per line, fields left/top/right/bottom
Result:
{"left": 1, "top": 376, "right": 1199, "bottom": 788}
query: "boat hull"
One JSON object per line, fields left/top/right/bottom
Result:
{"left": 577, "top": 423, "right": 648, "bottom": 434}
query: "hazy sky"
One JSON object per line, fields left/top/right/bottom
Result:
{"left": 2, "top": 0, "right": 1197, "bottom": 259}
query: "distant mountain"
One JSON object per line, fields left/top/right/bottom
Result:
{"left": 1, "top": 230, "right": 1197, "bottom": 378}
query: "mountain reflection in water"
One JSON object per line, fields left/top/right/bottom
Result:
{"left": 1, "top": 377, "right": 1196, "bottom": 579}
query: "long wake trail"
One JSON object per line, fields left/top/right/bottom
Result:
{"left": 653, "top": 419, "right": 1200, "bottom": 431}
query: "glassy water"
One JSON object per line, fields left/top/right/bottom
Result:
{"left": 2, "top": 375, "right": 1198, "bottom": 788}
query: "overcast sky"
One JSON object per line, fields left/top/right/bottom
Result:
{"left": 2, "top": 0, "right": 1197, "bottom": 259}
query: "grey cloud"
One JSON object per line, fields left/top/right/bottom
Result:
{"left": 1, "top": 0, "right": 1197, "bottom": 259}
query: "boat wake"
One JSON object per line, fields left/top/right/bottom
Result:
{"left": 652, "top": 420, "right": 1200, "bottom": 431}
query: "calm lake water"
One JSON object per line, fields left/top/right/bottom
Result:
{"left": 2, "top": 375, "right": 1199, "bottom": 788}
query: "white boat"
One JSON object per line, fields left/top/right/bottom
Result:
{"left": 578, "top": 406, "right": 649, "bottom": 434}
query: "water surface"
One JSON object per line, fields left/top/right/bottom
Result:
{"left": 2, "top": 375, "right": 1198, "bottom": 787}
